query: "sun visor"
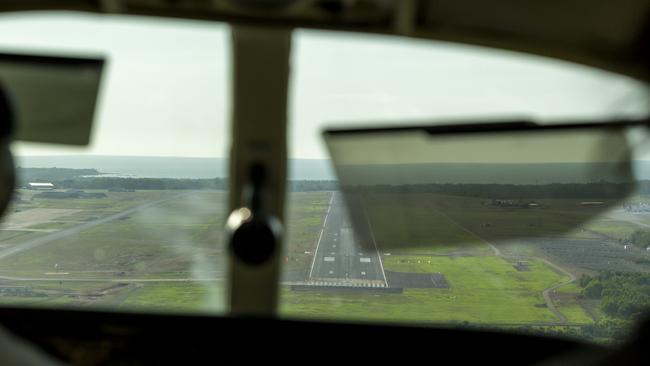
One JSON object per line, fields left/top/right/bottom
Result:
{"left": 0, "top": 52, "right": 104, "bottom": 145}
{"left": 323, "top": 120, "right": 645, "bottom": 251}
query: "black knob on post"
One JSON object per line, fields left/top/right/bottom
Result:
{"left": 227, "top": 163, "right": 281, "bottom": 266}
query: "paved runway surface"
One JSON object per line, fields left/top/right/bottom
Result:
{"left": 307, "top": 193, "right": 387, "bottom": 288}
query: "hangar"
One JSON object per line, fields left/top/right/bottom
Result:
{"left": 27, "top": 182, "right": 54, "bottom": 190}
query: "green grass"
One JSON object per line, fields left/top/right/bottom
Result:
{"left": 0, "top": 230, "right": 30, "bottom": 241}
{"left": 557, "top": 304, "right": 593, "bottom": 324}
{"left": 0, "top": 191, "right": 227, "bottom": 276}
{"left": 21, "top": 190, "right": 171, "bottom": 211}
{"left": 27, "top": 222, "right": 74, "bottom": 230}
{"left": 14, "top": 280, "right": 117, "bottom": 291}
{"left": 0, "top": 190, "right": 607, "bottom": 330}
{"left": 433, "top": 196, "right": 610, "bottom": 243}
{"left": 361, "top": 193, "right": 615, "bottom": 256}
{"left": 284, "top": 192, "right": 330, "bottom": 269}
{"left": 0, "top": 295, "right": 75, "bottom": 307}
{"left": 117, "top": 282, "right": 225, "bottom": 313}
{"left": 0, "top": 231, "right": 49, "bottom": 246}
{"left": 556, "top": 282, "right": 582, "bottom": 294}
{"left": 281, "top": 256, "right": 569, "bottom": 325}
{"left": 0, "top": 281, "right": 226, "bottom": 313}
{"left": 365, "top": 194, "right": 491, "bottom": 255}
{"left": 585, "top": 220, "right": 639, "bottom": 240}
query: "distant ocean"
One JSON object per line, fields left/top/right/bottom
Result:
{"left": 15, "top": 155, "right": 336, "bottom": 181}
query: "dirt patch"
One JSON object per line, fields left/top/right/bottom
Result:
{"left": 1, "top": 208, "right": 83, "bottom": 230}
{"left": 282, "top": 269, "right": 309, "bottom": 282}
{"left": 513, "top": 261, "right": 531, "bottom": 272}
{"left": 550, "top": 291, "right": 578, "bottom": 302}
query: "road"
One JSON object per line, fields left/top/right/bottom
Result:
{"left": 538, "top": 257, "right": 576, "bottom": 324}
{"left": 307, "top": 192, "right": 387, "bottom": 288}
{"left": 0, "top": 193, "right": 187, "bottom": 260}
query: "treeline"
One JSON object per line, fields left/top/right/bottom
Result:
{"left": 342, "top": 181, "right": 635, "bottom": 199}
{"left": 457, "top": 319, "right": 631, "bottom": 344}
{"left": 20, "top": 166, "right": 650, "bottom": 198}
{"left": 287, "top": 180, "right": 338, "bottom": 192}
{"left": 27, "top": 177, "right": 643, "bottom": 197}
{"left": 60, "top": 177, "right": 227, "bottom": 191}
{"left": 15, "top": 167, "right": 341, "bottom": 191}
{"left": 517, "top": 318, "right": 632, "bottom": 344}
{"left": 55, "top": 177, "right": 338, "bottom": 192}
{"left": 579, "top": 272, "right": 650, "bottom": 319}
{"left": 626, "top": 230, "right": 650, "bottom": 249}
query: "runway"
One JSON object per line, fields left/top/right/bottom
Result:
{"left": 307, "top": 192, "right": 387, "bottom": 288}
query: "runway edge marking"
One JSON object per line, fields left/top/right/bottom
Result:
{"left": 308, "top": 191, "right": 335, "bottom": 280}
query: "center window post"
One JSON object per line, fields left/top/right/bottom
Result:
{"left": 227, "top": 25, "right": 292, "bottom": 316}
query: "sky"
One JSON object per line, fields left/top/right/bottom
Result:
{"left": 0, "top": 12, "right": 648, "bottom": 159}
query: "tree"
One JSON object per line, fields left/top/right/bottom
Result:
{"left": 584, "top": 280, "right": 603, "bottom": 299}
{"left": 627, "top": 230, "right": 650, "bottom": 249}
{"left": 579, "top": 274, "right": 592, "bottom": 288}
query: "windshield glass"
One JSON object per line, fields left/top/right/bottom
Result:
{"left": 0, "top": 13, "right": 229, "bottom": 314}
{"left": 1, "top": 13, "right": 650, "bottom": 345}
{"left": 280, "top": 29, "right": 650, "bottom": 345}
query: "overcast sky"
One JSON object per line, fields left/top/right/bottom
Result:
{"left": 0, "top": 12, "right": 648, "bottom": 159}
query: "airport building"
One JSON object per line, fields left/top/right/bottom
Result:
{"left": 27, "top": 182, "right": 54, "bottom": 190}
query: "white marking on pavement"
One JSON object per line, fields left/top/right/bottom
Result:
{"left": 362, "top": 202, "right": 388, "bottom": 286}
{"left": 360, "top": 258, "right": 371, "bottom": 263}
{"left": 308, "top": 193, "right": 334, "bottom": 279}
{"left": 324, "top": 257, "right": 335, "bottom": 262}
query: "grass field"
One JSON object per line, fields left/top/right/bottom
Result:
{"left": 364, "top": 194, "right": 492, "bottom": 255}
{"left": 117, "top": 282, "right": 225, "bottom": 313}
{"left": 3, "top": 189, "right": 648, "bottom": 336}
{"left": 281, "top": 256, "right": 569, "bottom": 325}
{"left": 556, "top": 304, "right": 593, "bottom": 324}
{"left": 0, "top": 191, "right": 227, "bottom": 275}
{"left": 284, "top": 192, "right": 331, "bottom": 270}
{"left": 583, "top": 220, "right": 638, "bottom": 239}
